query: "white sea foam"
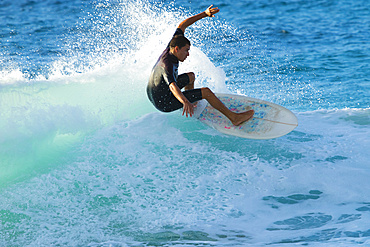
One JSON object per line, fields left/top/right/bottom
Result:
{"left": 0, "top": 108, "right": 369, "bottom": 246}
{"left": 0, "top": 68, "right": 26, "bottom": 84}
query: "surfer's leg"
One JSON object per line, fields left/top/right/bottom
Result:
{"left": 158, "top": 88, "right": 202, "bottom": 112}
{"left": 177, "top": 72, "right": 197, "bottom": 105}
{"left": 201, "top": 87, "right": 254, "bottom": 126}
{"left": 184, "top": 72, "right": 195, "bottom": 91}
{"left": 177, "top": 72, "right": 194, "bottom": 91}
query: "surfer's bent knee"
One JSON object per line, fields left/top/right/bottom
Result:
{"left": 187, "top": 72, "right": 195, "bottom": 84}
{"left": 200, "top": 87, "right": 214, "bottom": 98}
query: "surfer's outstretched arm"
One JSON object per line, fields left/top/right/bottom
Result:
{"left": 177, "top": 5, "right": 219, "bottom": 33}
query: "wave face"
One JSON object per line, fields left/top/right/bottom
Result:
{"left": 0, "top": 0, "right": 369, "bottom": 246}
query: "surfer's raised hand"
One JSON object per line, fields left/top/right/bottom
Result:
{"left": 205, "top": 5, "right": 219, "bottom": 17}
{"left": 178, "top": 5, "right": 219, "bottom": 32}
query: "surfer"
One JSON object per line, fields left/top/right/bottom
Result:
{"left": 147, "top": 5, "right": 254, "bottom": 126}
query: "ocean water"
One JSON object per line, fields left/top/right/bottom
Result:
{"left": 0, "top": 0, "right": 369, "bottom": 246}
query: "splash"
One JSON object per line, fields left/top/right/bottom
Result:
{"left": 0, "top": 0, "right": 230, "bottom": 187}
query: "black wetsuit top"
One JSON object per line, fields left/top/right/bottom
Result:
{"left": 147, "top": 28, "right": 202, "bottom": 112}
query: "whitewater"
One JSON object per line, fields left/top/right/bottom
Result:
{"left": 0, "top": 0, "right": 369, "bottom": 246}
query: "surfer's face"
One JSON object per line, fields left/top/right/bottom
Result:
{"left": 175, "top": 44, "right": 190, "bottom": 62}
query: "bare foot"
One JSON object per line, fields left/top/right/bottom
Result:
{"left": 232, "top": 110, "right": 254, "bottom": 126}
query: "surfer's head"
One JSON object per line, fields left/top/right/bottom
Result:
{"left": 169, "top": 35, "right": 190, "bottom": 49}
{"left": 170, "top": 35, "right": 191, "bottom": 62}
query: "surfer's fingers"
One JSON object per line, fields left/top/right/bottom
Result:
{"left": 188, "top": 107, "right": 193, "bottom": 117}
{"left": 205, "top": 5, "right": 219, "bottom": 17}
{"left": 183, "top": 106, "right": 189, "bottom": 117}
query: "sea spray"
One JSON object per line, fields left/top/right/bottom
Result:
{"left": 0, "top": 0, "right": 231, "bottom": 187}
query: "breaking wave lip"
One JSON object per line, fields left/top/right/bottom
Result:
{"left": 0, "top": 0, "right": 238, "bottom": 186}
{"left": 0, "top": 69, "right": 26, "bottom": 85}
{"left": 0, "top": 18, "right": 231, "bottom": 188}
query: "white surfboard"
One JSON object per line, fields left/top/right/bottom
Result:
{"left": 193, "top": 93, "right": 298, "bottom": 139}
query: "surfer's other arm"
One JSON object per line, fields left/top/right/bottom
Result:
{"left": 177, "top": 5, "right": 219, "bottom": 33}
{"left": 169, "top": 82, "right": 194, "bottom": 117}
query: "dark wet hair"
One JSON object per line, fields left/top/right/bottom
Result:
{"left": 169, "top": 35, "right": 191, "bottom": 49}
